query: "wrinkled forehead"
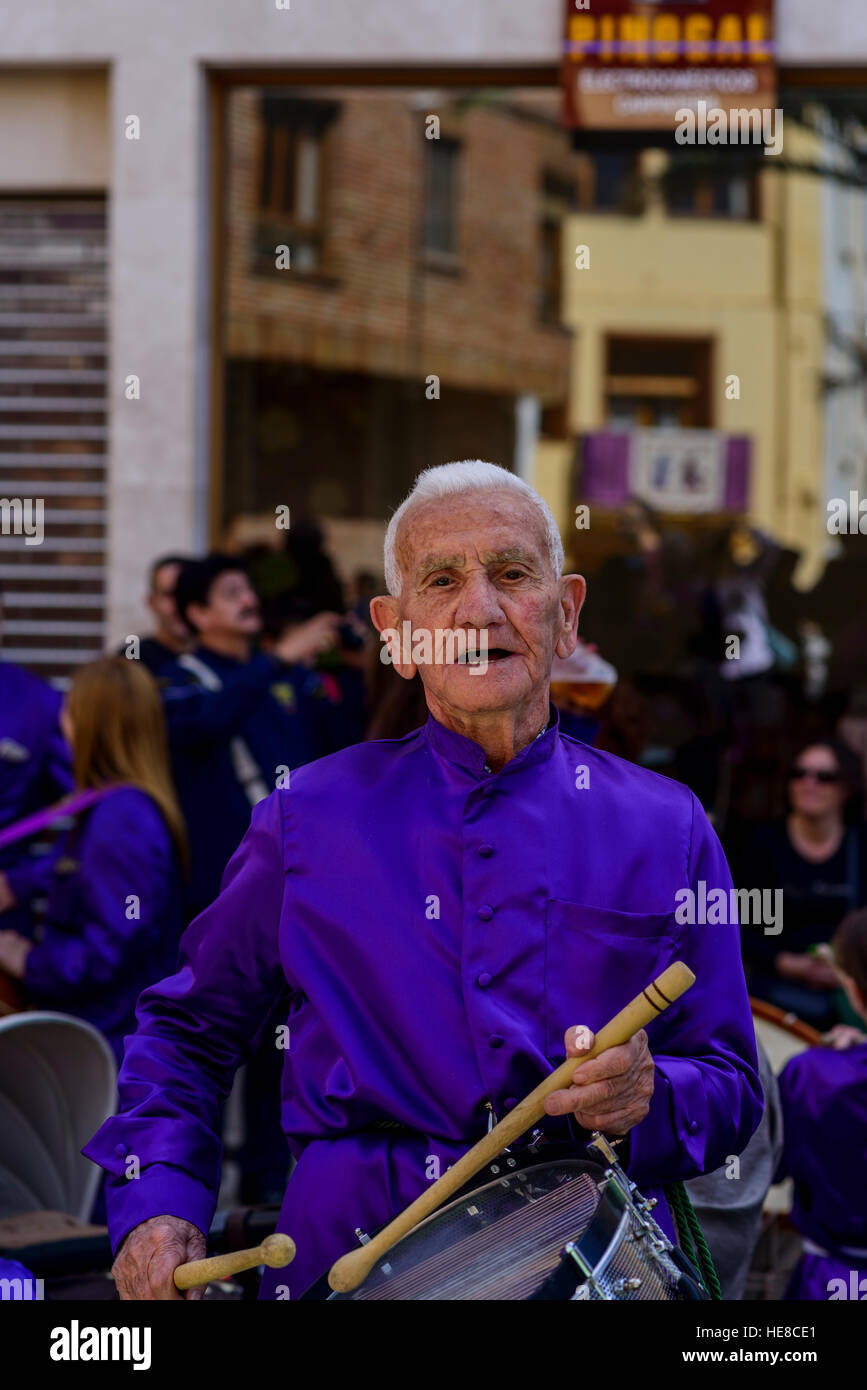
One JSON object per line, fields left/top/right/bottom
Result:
{"left": 395, "top": 489, "right": 549, "bottom": 581}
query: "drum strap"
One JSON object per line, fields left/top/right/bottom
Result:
{"left": 665, "top": 1181, "right": 723, "bottom": 1300}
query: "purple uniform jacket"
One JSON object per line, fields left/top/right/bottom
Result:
{"left": 777, "top": 1042, "right": 867, "bottom": 1300}
{"left": 83, "top": 711, "right": 762, "bottom": 1299}
{"left": 24, "top": 787, "right": 183, "bottom": 1066}
{"left": 0, "top": 660, "right": 72, "bottom": 904}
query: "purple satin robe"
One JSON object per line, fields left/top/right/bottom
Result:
{"left": 778, "top": 1042, "right": 867, "bottom": 1300}
{"left": 24, "top": 787, "right": 183, "bottom": 1066}
{"left": 83, "top": 710, "right": 762, "bottom": 1299}
{"left": 0, "top": 659, "right": 72, "bottom": 910}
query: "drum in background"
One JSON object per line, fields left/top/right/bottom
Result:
{"left": 321, "top": 1146, "right": 707, "bottom": 1302}
{"left": 750, "top": 997, "right": 821, "bottom": 1075}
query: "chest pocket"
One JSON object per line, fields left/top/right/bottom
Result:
{"left": 544, "top": 899, "right": 680, "bottom": 1063}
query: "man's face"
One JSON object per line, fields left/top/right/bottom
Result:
{"left": 371, "top": 489, "right": 585, "bottom": 717}
{"left": 147, "top": 563, "right": 188, "bottom": 642}
{"left": 190, "top": 570, "right": 262, "bottom": 640}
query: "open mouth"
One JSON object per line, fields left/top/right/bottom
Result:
{"left": 454, "top": 647, "right": 515, "bottom": 665}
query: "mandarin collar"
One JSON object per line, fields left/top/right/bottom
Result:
{"left": 423, "top": 704, "right": 560, "bottom": 779}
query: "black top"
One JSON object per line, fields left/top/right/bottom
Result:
{"left": 732, "top": 818, "right": 867, "bottom": 968}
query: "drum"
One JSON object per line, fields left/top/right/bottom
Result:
{"left": 750, "top": 997, "right": 821, "bottom": 1075}
{"left": 315, "top": 1141, "right": 708, "bottom": 1302}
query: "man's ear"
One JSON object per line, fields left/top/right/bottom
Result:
{"left": 185, "top": 602, "right": 207, "bottom": 634}
{"left": 369, "top": 594, "right": 398, "bottom": 635}
{"left": 369, "top": 594, "right": 417, "bottom": 681}
{"left": 554, "top": 574, "right": 586, "bottom": 660}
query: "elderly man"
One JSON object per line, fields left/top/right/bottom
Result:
{"left": 84, "top": 460, "right": 762, "bottom": 1300}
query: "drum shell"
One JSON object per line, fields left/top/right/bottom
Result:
{"left": 309, "top": 1148, "right": 698, "bottom": 1302}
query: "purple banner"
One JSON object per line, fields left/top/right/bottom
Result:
{"left": 579, "top": 431, "right": 751, "bottom": 512}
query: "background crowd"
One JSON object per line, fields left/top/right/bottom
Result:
{"left": 0, "top": 500, "right": 866, "bottom": 1298}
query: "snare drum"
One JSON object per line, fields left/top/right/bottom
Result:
{"left": 306, "top": 1142, "right": 708, "bottom": 1302}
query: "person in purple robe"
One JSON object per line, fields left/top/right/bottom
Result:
{"left": 0, "top": 600, "right": 73, "bottom": 929}
{"left": 82, "top": 460, "right": 762, "bottom": 1301}
{"left": 777, "top": 906, "right": 867, "bottom": 1301}
{"left": 0, "top": 658, "right": 186, "bottom": 1068}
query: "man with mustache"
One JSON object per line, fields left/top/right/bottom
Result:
{"left": 158, "top": 554, "right": 343, "bottom": 1204}
{"left": 162, "top": 554, "right": 340, "bottom": 919}
{"left": 85, "top": 463, "right": 762, "bottom": 1299}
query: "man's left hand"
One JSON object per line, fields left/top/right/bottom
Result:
{"left": 543, "top": 1025, "right": 655, "bottom": 1136}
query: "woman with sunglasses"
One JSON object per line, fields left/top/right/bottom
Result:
{"left": 735, "top": 738, "right": 867, "bottom": 1031}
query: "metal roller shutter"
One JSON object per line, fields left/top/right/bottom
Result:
{"left": 0, "top": 196, "right": 107, "bottom": 685}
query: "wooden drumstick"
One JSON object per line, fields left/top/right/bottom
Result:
{"left": 328, "top": 960, "right": 695, "bottom": 1293}
{"left": 173, "top": 1232, "right": 296, "bottom": 1291}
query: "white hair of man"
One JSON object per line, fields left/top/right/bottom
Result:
{"left": 383, "top": 460, "right": 565, "bottom": 596}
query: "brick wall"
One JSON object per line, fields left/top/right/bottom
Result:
{"left": 223, "top": 87, "right": 578, "bottom": 405}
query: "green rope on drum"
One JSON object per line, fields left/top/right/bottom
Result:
{"left": 664, "top": 1181, "right": 723, "bottom": 1301}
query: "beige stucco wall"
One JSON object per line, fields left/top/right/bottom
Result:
{"left": 0, "top": 70, "right": 108, "bottom": 188}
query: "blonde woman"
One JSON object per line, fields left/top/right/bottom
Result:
{"left": 0, "top": 657, "right": 187, "bottom": 1065}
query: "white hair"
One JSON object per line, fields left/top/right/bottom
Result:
{"left": 383, "top": 460, "right": 565, "bottom": 596}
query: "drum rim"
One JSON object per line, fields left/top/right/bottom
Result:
{"left": 749, "top": 995, "right": 822, "bottom": 1047}
{"left": 316, "top": 1155, "right": 641, "bottom": 1301}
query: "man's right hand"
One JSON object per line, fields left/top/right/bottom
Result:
{"left": 273, "top": 612, "right": 342, "bottom": 666}
{"left": 112, "top": 1215, "right": 207, "bottom": 1300}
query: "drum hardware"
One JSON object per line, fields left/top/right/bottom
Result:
{"left": 322, "top": 963, "right": 698, "bottom": 1300}
{"left": 563, "top": 1241, "right": 608, "bottom": 1300}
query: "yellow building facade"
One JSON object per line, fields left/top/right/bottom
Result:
{"left": 536, "top": 123, "right": 828, "bottom": 587}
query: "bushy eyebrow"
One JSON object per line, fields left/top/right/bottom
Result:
{"left": 415, "top": 553, "right": 466, "bottom": 583}
{"left": 482, "top": 547, "right": 540, "bottom": 568}
{"left": 414, "top": 547, "right": 541, "bottom": 583}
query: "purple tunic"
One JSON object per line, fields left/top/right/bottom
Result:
{"left": 0, "top": 660, "right": 72, "bottom": 909}
{"left": 83, "top": 711, "right": 761, "bottom": 1299}
{"left": 778, "top": 1042, "right": 867, "bottom": 1300}
{"left": 24, "top": 787, "right": 183, "bottom": 1067}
